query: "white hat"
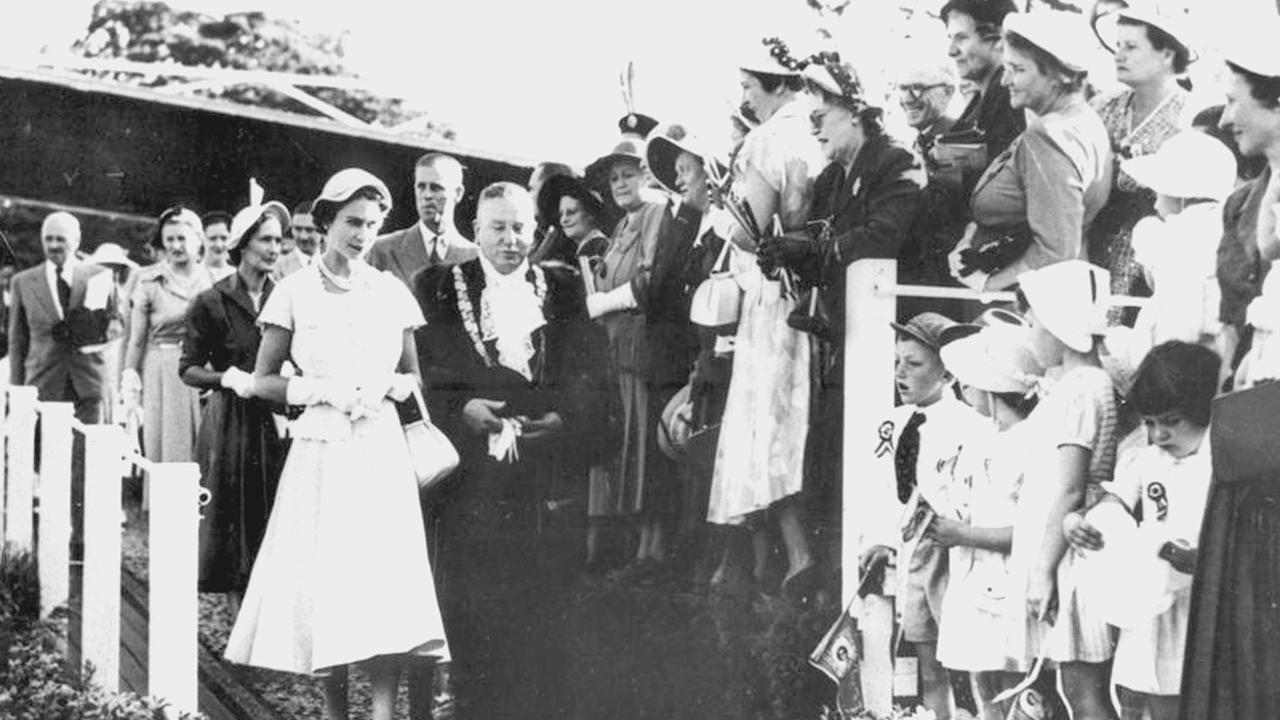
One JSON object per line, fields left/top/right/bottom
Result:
{"left": 740, "top": 38, "right": 804, "bottom": 77}
{"left": 315, "top": 168, "right": 393, "bottom": 212}
{"left": 1122, "top": 131, "right": 1236, "bottom": 201}
{"left": 86, "top": 242, "right": 137, "bottom": 269}
{"left": 940, "top": 325, "right": 1042, "bottom": 394}
{"left": 1221, "top": 11, "right": 1280, "bottom": 78}
{"left": 1018, "top": 260, "right": 1111, "bottom": 354}
{"left": 1093, "top": 2, "right": 1199, "bottom": 64}
{"left": 229, "top": 202, "right": 291, "bottom": 252}
{"left": 1003, "top": 11, "right": 1096, "bottom": 73}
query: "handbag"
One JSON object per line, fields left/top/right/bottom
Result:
{"left": 395, "top": 385, "right": 459, "bottom": 490}
{"left": 689, "top": 239, "right": 741, "bottom": 328}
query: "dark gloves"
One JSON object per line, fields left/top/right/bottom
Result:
{"left": 758, "top": 233, "right": 822, "bottom": 278}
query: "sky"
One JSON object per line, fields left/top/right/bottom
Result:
{"left": 0, "top": 0, "right": 1271, "bottom": 167}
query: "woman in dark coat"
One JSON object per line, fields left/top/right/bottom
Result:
{"left": 180, "top": 199, "right": 290, "bottom": 612}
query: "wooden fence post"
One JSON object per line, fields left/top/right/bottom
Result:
{"left": 148, "top": 461, "right": 202, "bottom": 715}
{"left": 5, "top": 386, "right": 39, "bottom": 555}
{"left": 81, "top": 423, "right": 123, "bottom": 692}
{"left": 37, "top": 402, "right": 75, "bottom": 618}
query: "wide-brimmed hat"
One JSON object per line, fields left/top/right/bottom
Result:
{"left": 86, "top": 242, "right": 137, "bottom": 269}
{"left": 536, "top": 174, "right": 606, "bottom": 230}
{"left": 1220, "top": 11, "right": 1280, "bottom": 78}
{"left": 940, "top": 325, "right": 1041, "bottom": 394}
{"left": 1092, "top": 2, "right": 1199, "bottom": 63}
{"left": 618, "top": 112, "right": 660, "bottom": 141}
{"left": 1003, "top": 11, "right": 1095, "bottom": 73}
{"left": 1018, "top": 260, "right": 1111, "bottom": 353}
{"left": 585, "top": 138, "right": 646, "bottom": 185}
{"left": 1122, "top": 131, "right": 1236, "bottom": 201}
{"left": 740, "top": 37, "right": 806, "bottom": 77}
{"left": 890, "top": 312, "right": 959, "bottom": 351}
{"left": 645, "top": 134, "right": 725, "bottom": 195}
{"left": 314, "top": 168, "right": 393, "bottom": 211}
{"left": 803, "top": 59, "right": 869, "bottom": 108}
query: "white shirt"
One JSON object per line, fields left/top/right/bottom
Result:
{"left": 44, "top": 256, "right": 79, "bottom": 319}
{"left": 478, "top": 256, "right": 546, "bottom": 380}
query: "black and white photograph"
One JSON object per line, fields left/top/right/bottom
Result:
{"left": 1, "top": 0, "right": 1279, "bottom": 718}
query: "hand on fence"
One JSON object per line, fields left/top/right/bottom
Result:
{"left": 219, "top": 367, "right": 256, "bottom": 399}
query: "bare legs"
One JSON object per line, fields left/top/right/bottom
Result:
{"left": 321, "top": 658, "right": 403, "bottom": 720}
{"left": 916, "top": 642, "right": 955, "bottom": 720}
{"left": 709, "top": 498, "right": 813, "bottom": 588}
{"left": 777, "top": 501, "right": 813, "bottom": 584}
{"left": 634, "top": 515, "right": 666, "bottom": 564}
{"left": 1061, "top": 661, "right": 1119, "bottom": 720}
{"left": 971, "top": 670, "right": 1025, "bottom": 720}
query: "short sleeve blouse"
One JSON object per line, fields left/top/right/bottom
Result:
{"left": 259, "top": 264, "right": 424, "bottom": 382}
{"left": 1041, "top": 365, "right": 1119, "bottom": 487}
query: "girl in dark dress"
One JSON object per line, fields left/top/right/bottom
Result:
{"left": 180, "top": 199, "right": 290, "bottom": 613}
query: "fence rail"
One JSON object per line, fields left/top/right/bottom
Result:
{"left": 1, "top": 386, "right": 202, "bottom": 717}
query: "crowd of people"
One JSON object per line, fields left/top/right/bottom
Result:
{"left": 4, "top": 1, "right": 1280, "bottom": 718}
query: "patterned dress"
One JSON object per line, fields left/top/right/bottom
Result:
{"left": 1089, "top": 88, "right": 1189, "bottom": 324}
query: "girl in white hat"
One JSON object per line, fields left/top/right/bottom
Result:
{"left": 933, "top": 324, "right": 1042, "bottom": 719}
{"left": 1119, "top": 131, "right": 1235, "bottom": 363}
{"left": 1063, "top": 341, "right": 1219, "bottom": 720}
{"left": 1014, "top": 260, "right": 1121, "bottom": 720}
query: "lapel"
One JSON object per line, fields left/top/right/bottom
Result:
{"left": 218, "top": 271, "right": 273, "bottom": 319}
{"left": 28, "top": 264, "right": 60, "bottom": 321}
{"left": 394, "top": 224, "right": 430, "bottom": 279}
{"left": 831, "top": 135, "right": 887, "bottom": 221}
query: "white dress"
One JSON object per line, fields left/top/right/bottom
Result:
{"left": 936, "top": 420, "right": 1032, "bottom": 673}
{"left": 224, "top": 263, "right": 449, "bottom": 674}
{"left": 1103, "top": 441, "right": 1212, "bottom": 694}
{"left": 1128, "top": 204, "right": 1222, "bottom": 358}
{"left": 707, "top": 97, "right": 819, "bottom": 525}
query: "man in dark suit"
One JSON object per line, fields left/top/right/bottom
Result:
{"left": 369, "top": 153, "right": 478, "bottom": 288}
{"left": 414, "top": 182, "right": 588, "bottom": 720}
{"left": 8, "top": 211, "right": 115, "bottom": 424}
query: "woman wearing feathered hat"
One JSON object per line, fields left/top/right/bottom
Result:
{"left": 224, "top": 168, "right": 449, "bottom": 720}
{"left": 582, "top": 118, "right": 701, "bottom": 570}
{"left": 947, "top": 11, "right": 1113, "bottom": 294}
{"left": 179, "top": 187, "right": 290, "bottom": 615}
{"left": 704, "top": 36, "right": 821, "bottom": 596}
{"left": 121, "top": 205, "right": 215, "bottom": 469}
{"left": 1089, "top": 2, "right": 1200, "bottom": 324}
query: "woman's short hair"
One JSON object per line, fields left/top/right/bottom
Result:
{"left": 1003, "top": 30, "right": 1089, "bottom": 95}
{"left": 1126, "top": 340, "right": 1220, "bottom": 426}
{"left": 745, "top": 69, "right": 804, "bottom": 94}
{"left": 227, "top": 213, "right": 272, "bottom": 267}
{"left": 202, "top": 210, "right": 232, "bottom": 232}
{"left": 1116, "top": 17, "right": 1191, "bottom": 75}
{"left": 1192, "top": 105, "right": 1267, "bottom": 181}
{"left": 940, "top": 0, "right": 1017, "bottom": 40}
{"left": 151, "top": 206, "right": 202, "bottom": 250}
{"left": 1225, "top": 61, "right": 1280, "bottom": 110}
{"left": 310, "top": 186, "right": 389, "bottom": 235}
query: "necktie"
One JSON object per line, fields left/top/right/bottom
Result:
{"left": 56, "top": 264, "right": 72, "bottom": 313}
{"left": 894, "top": 411, "right": 926, "bottom": 503}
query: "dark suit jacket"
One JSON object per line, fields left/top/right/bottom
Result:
{"left": 181, "top": 272, "right": 275, "bottom": 376}
{"left": 8, "top": 261, "right": 116, "bottom": 406}
{"left": 368, "top": 223, "right": 478, "bottom": 289}
{"left": 636, "top": 200, "right": 702, "bottom": 389}
{"left": 955, "top": 66, "right": 1026, "bottom": 163}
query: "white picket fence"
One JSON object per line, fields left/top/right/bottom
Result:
{"left": 0, "top": 384, "right": 203, "bottom": 717}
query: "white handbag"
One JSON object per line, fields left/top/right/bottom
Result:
{"left": 689, "top": 240, "right": 741, "bottom": 328}
{"left": 398, "top": 386, "right": 459, "bottom": 490}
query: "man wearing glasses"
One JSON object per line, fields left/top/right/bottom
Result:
{"left": 897, "top": 60, "right": 960, "bottom": 164}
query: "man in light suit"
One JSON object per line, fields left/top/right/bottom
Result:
{"left": 8, "top": 211, "right": 115, "bottom": 424}
{"left": 368, "top": 153, "right": 478, "bottom": 289}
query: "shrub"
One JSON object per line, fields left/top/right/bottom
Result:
{"left": 0, "top": 547, "right": 40, "bottom": 621}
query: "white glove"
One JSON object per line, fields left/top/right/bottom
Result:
{"left": 387, "top": 373, "right": 418, "bottom": 403}
{"left": 586, "top": 283, "right": 638, "bottom": 319}
{"left": 219, "top": 367, "right": 256, "bottom": 399}
{"left": 120, "top": 368, "right": 142, "bottom": 407}
{"left": 947, "top": 222, "right": 978, "bottom": 282}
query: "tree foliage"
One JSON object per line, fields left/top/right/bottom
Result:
{"left": 72, "top": 1, "right": 454, "bottom": 139}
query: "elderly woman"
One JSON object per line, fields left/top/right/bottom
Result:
{"left": 224, "top": 169, "right": 448, "bottom": 720}
{"left": 1089, "top": 5, "right": 1197, "bottom": 323}
{"left": 180, "top": 198, "right": 290, "bottom": 615}
{"left": 122, "top": 207, "right": 214, "bottom": 467}
{"left": 948, "top": 12, "right": 1113, "bottom": 293}
{"left": 705, "top": 40, "right": 820, "bottom": 595}
{"left": 583, "top": 127, "right": 700, "bottom": 569}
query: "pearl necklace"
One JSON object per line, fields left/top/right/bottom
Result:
{"left": 317, "top": 256, "right": 353, "bottom": 291}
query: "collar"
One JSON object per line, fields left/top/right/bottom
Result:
{"left": 46, "top": 256, "right": 79, "bottom": 274}
{"left": 478, "top": 254, "right": 530, "bottom": 287}
{"left": 418, "top": 219, "right": 442, "bottom": 242}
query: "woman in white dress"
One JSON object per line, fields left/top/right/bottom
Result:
{"left": 224, "top": 169, "right": 448, "bottom": 720}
